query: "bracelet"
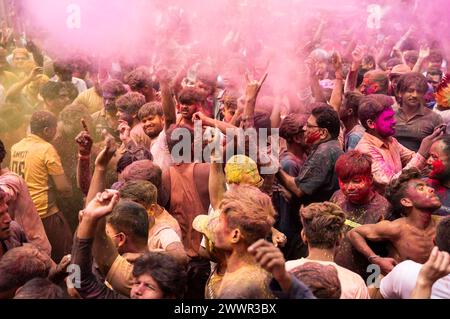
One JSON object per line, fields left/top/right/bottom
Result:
{"left": 368, "top": 255, "right": 380, "bottom": 262}
{"left": 78, "top": 153, "right": 90, "bottom": 160}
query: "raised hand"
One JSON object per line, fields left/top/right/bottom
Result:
{"left": 331, "top": 51, "right": 343, "bottom": 72}
{"left": 75, "top": 119, "right": 93, "bottom": 156}
{"left": 95, "top": 130, "right": 117, "bottom": 168}
{"left": 352, "top": 45, "right": 365, "bottom": 64}
{"left": 245, "top": 71, "right": 268, "bottom": 101}
{"left": 418, "top": 46, "right": 431, "bottom": 60}
{"left": 83, "top": 190, "right": 120, "bottom": 220}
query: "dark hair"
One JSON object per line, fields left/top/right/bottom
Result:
{"left": 125, "top": 67, "right": 153, "bottom": 91}
{"left": 0, "top": 245, "right": 52, "bottom": 293}
{"left": 106, "top": 200, "right": 149, "bottom": 246}
{"left": 253, "top": 110, "right": 272, "bottom": 131}
{"left": 386, "top": 58, "right": 403, "bottom": 69}
{"left": 40, "top": 81, "right": 66, "bottom": 101}
{"left": 14, "top": 278, "right": 65, "bottom": 299}
{"left": 396, "top": 72, "right": 429, "bottom": 95}
{"left": 300, "top": 202, "right": 346, "bottom": 249}
{"left": 133, "top": 252, "right": 187, "bottom": 299}
{"left": 59, "top": 104, "right": 93, "bottom": 130}
{"left": 30, "top": 111, "right": 57, "bottom": 135}
{"left": 279, "top": 113, "right": 308, "bottom": 143}
{"left": 138, "top": 102, "right": 163, "bottom": 120}
{"left": 165, "top": 124, "right": 194, "bottom": 158}
{"left": 335, "top": 151, "right": 372, "bottom": 181}
{"left": 120, "top": 180, "right": 158, "bottom": 209}
{"left": 311, "top": 106, "right": 340, "bottom": 139}
{"left": 102, "top": 79, "right": 127, "bottom": 97}
{"left": 385, "top": 168, "right": 422, "bottom": 217}
{"left": 435, "top": 217, "right": 450, "bottom": 254}
{"left": 116, "top": 146, "right": 153, "bottom": 174}
{"left": 403, "top": 51, "right": 419, "bottom": 65}
{"left": 364, "top": 70, "right": 389, "bottom": 95}
{"left": 290, "top": 262, "right": 341, "bottom": 299}
{"left": 53, "top": 60, "right": 73, "bottom": 80}
{"left": 343, "top": 91, "right": 363, "bottom": 118}
{"left": 435, "top": 135, "right": 450, "bottom": 154}
{"left": 121, "top": 160, "right": 162, "bottom": 190}
{"left": 178, "top": 87, "right": 205, "bottom": 106}
{"left": 358, "top": 94, "right": 394, "bottom": 130}
{"left": 116, "top": 92, "right": 146, "bottom": 116}
{"left": 0, "top": 139, "right": 5, "bottom": 164}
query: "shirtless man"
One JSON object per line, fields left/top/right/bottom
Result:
{"left": 348, "top": 168, "right": 442, "bottom": 275}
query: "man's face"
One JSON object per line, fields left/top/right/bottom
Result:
{"left": 116, "top": 110, "right": 135, "bottom": 126}
{"left": 360, "top": 76, "right": 379, "bottom": 95}
{"left": 47, "top": 89, "right": 71, "bottom": 115}
{"left": 12, "top": 53, "right": 29, "bottom": 70}
{"left": 103, "top": 93, "right": 119, "bottom": 113}
{"left": 141, "top": 114, "right": 164, "bottom": 139}
{"left": 339, "top": 175, "right": 372, "bottom": 204}
{"left": 427, "top": 74, "right": 442, "bottom": 91}
{"left": 213, "top": 212, "right": 233, "bottom": 251}
{"left": 427, "top": 140, "right": 450, "bottom": 181}
{"left": 222, "top": 106, "right": 236, "bottom": 123}
{"left": 0, "top": 201, "right": 12, "bottom": 240}
{"left": 372, "top": 107, "right": 396, "bottom": 138}
{"left": 130, "top": 274, "right": 164, "bottom": 299}
{"left": 180, "top": 103, "right": 200, "bottom": 120}
{"left": 303, "top": 115, "right": 324, "bottom": 146}
{"left": 400, "top": 84, "right": 425, "bottom": 108}
{"left": 105, "top": 223, "right": 126, "bottom": 254}
{"left": 404, "top": 179, "right": 441, "bottom": 212}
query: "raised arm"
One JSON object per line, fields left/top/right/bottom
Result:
{"left": 329, "top": 51, "right": 344, "bottom": 112}
{"left": 242, "top": 72, "right": 268, "bottom": 129}
{"left": 5, "top": 67, "right": 42, "bottom": 101}
{"left": 344, "top": 45, "right": 364, "bottom": 93}
{"left": 157, "top": 69, "right": 177, "bottom": 129}
{"left": 412, "top": 46, "right": 430, "bottom": 73}
{"left": 75, "top": 120, "right": 93, "bottom": 196}
{"left": 347, "top": 221, "right": 400, "bottom": 275}
{"left": 305, "top": 57, "right": 326, "bottom": 103}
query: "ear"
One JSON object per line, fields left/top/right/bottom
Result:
{"left": 347, "top": 108, "right": 354, "bottom": 117}
{"left": 366, "top": 119, "right": 376, "bottom": 130}
{"left": 231, "top": 228, "right": 241, "bottom": 244}
{"left": 300, "top": 229, "right": 307, "bottom": 245}
{"left": 117, "top": 233, "right": 127, "bottom": 248}
{"left": 432, "top": 236, "right": 436, "bottom": 246}
{"left": 400, "top": 197, "right": 413, "bottom": 208}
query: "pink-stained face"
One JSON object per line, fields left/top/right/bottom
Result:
{"left": 372, "top": 107, "right": 396, "bottom": 138}
{"left": 0, "top": 201, "right": 11, "bottom": 240}
{"left": 427, "top": 140, "right": 450, "bottom": 180}
{"left": 338, "top": 175, "right": 372, "bottom": 204}
{"left": 360, "top": 77, "right": 379, "bottom": 95}
{"left": 213, "top": 212, "right": 233, "bottom": 251}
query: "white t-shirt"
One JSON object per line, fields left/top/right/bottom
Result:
{"left": 150, "top": 130, "right": 172, "bottom": 172}
{"left": 380, "top": 260, "right": 450, "bottom": 299}
{"left": 285, "top": 258, "right": 370, "bottom": 299}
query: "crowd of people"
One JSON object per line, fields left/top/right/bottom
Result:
{"left": 1, "top": 3, "right": 450, "bottom": 300}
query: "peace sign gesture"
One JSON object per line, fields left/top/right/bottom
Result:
{"left": 245, "top": 71, "right": 268, "bottom": 102}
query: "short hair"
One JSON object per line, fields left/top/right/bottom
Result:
{"left": 101, "top": 79, "right": 127, "bottom": 97}
{"left": 279, "top": 113, "right": 308, "bottom": 143}
{"left": 121, "top": 160, "right": 162, "bottom": 190}
{"left": 343, "top": 91, "right": 363, "bottom": 117}
{"left": 396, "top": 72, "right": 429, "bottom": 95}
{"left": 59, "top": 104, "right": 93, "bottom": 129}
{"left": 14, "top": 278, "right": 65, "bottom": 299}
{"left": 53, "top": 60, "right": 72, "bottom": 77}
{"left": 0, "top": 139, "right": 5, "bottom": 164}
{"left": 29, "top": 111, "right": 57, "bottom": 135}
{"left": 222, "top": 93, "right": 238, "bottom": 110}
{"left": 335, "top": 151, "right": 373, "bottom": 181}
{"left": 116, "top": 146, "right": 153, "bottom": 174}
{"left": 403, "top": 50, "right": 419, "bottom": 65}
{"left": 300, "top": 202, "right": 346, "bottom": 249}
{"left": 119, "top": 180, "right": 158, "bottom": 209}
{"left": 385, "top": 168, "right": 422, "bottom": 217}
{"left": 165, "top": 124, "right": 195, "bottom": 156}
{"left": 40, "top": 81, "right": 66, "bottom": 101}
{"left": 124, "top": 67, "right": 153, "bottom": 91}
{"left": 435, "top": 217, "right": 450, "bottom": 254}
{"left": 0, "top": 245, "right": 53, "bottom": 293}
{"left": 219, "top": 185, "right": 275, "bottom": 246}
{"left": 116, "top": 92, "right": 146, "bottom": 116}
{"left": 106, "top": 200, "right": 149, "bottom": 245}
{"left": 290, "top": 262, "right": 341, "bottom": 299}
{"left": 358, "top": 94, "right": 394, "bottom": 130}
{"left": 138, "top": 102, "right": 163, "bottom": 121}
{"left": 253, "top": 110, "right": 272, "bottom": 131}
{"left": 133, "top": 252, "right": 187, "bottom": 299}
{"left": 435, "top": 135, "right": 450, "bottom": 154}
{"left": 178, "top": 87, "right": 205, "bottom": 106}
{"left": 311, "top": 106, "right": 340, "bottom": 139}
{"left": 364, "top": 70, "right": 389, "bottom": 95}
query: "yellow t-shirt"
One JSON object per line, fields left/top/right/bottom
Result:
{"left": 10, "top": 134, "right": 65, "bottom": 219}
{"left": 73, "top": 87, "right": 103, "bottom": 114}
